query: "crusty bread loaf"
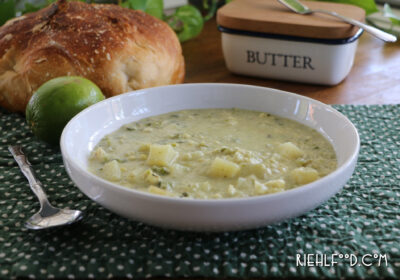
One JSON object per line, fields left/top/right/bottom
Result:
{"left": 0, "top": 0, "right": 185, "bottom": 112}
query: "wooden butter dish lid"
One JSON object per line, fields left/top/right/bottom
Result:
{"left": 217, "top": 0, "right": 365, "bottom": 40}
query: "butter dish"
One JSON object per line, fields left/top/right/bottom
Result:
{"left": 217, "top": 0, "right": 365, "bottom": 85}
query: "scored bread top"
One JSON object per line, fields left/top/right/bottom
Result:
{"left": 0, "top": 0, "right": 185, "bottom": 112}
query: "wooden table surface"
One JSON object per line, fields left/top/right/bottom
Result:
{"left": 182, "top": 17, "right": 400, "bottom": 105}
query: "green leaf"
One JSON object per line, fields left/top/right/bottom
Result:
{"left": 120, "top": 1, "right": 129, "bottom": 8}
{"left": 315, "top": 0, "right": 378, "bottom": 15}
{"left": 168, "top": 5, "right": 204, "bottom": 42}
{"left": 145, "top": 0, "right": 163, "bottom": 19}
{"left": 22, "top": 2, "right": 45, "bottom": 14}
{"left": 0, "top": 0, "right": 16, "bottom": 26}
{"left": 202, "top": 0, "right": 218, "bottom": 21}
{"left": 383, "top": 3, "right": 400, "bottom": 25}
{"left": 122, "top": 0, "right": 163, "bottom": 19}
{"left": 19, "top": 0, "right": 57, "bottom": 15}
{"left": 126, "top": 0, "right": 146, "bottom": 10}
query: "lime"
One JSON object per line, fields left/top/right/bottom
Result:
{"left": 26, "top": 76, "right": 105, "bottom": 145}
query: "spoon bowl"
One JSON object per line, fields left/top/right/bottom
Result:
{"left": 9, "top": 145, "right": 83, "bottom": 230}
{"left": 279, "top": 0, "right": 311, "bottom": 14}
{"left": 25, "top": 206, "right": 83, "bottom": 230}
{"left": 278, "top": 0, "right": 397, "bottom": 42}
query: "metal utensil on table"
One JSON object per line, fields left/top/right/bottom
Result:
{"left": 278, "top": 0, "right": 397, "bottom": 43}
{"left": 9, "top": 145, "right": 83, "bottom": 230}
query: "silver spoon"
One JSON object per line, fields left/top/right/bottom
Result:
{"left": 9, "top": 145, "right": 83, "bottom": 230}
{"left": 278, "top": 0, "right": 397, "bottom": 43}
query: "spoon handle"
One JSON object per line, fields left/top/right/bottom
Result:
{"left": 314, "top": 9, "right": 397, "bottom": 43}
{"left": 8, "top": 145, "right": 50, "bottom": 207}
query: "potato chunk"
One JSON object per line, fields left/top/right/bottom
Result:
{"left": 291, "top": 167, "right": 319, "bottom": 185}
{"left": 278, "top": 142, "right": 303, "bottom": 159}
{"left": 127, "top": 169, "right": 144, "bottom": 184}
{"left": 143, "top": 169, "right": 161, "bottom": 185}
{"left": 254, "top": 179, "right": 285, "bottom": 195}
{"left": 208, "top": 157, "right": 240, "bottom": 178}
{"left": 237, "top": 177, "right": 251, "bottom": 188}
{"left": 171, "top": 164, "right": 191, "bottom": 177}
{"left": 254, "top": 180, "right": 269, "bottom": 195}
{"left": 138, "top": 143, "right": 150, "bottom": 153}
{"left": 227, "top": 185, "right": 237, "bottom": 196}
{"left": 265, "top": 179, "right": 285, "bottom": 189}
{"left": 147, "top": 144, "right": 178, "bottom": 167}
{"left": 240, "top": 163, "right": 267, "bottom": 179}
{"left": 102, "top": 160, "right": 121, "bottom": 181}
{"left": 148, "top": 186, "right": 174, "bottom": 197}
{"left": 127, "top": 170, "right": 137, "bottom": 184}
{"left": 90, "top": 147, "right": 108, "bottom": 162}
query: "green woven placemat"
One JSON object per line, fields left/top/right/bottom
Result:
{"left": 0, "top": 105, "right": 399, "bottom": 279}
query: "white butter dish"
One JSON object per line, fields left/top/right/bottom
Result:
{"left": 217, "top": 0, "right": 365, "bottom": 85}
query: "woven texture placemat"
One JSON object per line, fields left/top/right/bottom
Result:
{"left": 0, "top": 105, "right": 399, "bottom": 279}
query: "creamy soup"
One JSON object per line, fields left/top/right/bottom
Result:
{"left": 88, "top": 109, "right": 337, "bottom": 199}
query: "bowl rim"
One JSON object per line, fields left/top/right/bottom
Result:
{"left": 60, "top": 83, "right": 360, "bottom": 205}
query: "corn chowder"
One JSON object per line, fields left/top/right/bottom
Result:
{"left": 88, "top": 109, "right": 337, "bottom": 199}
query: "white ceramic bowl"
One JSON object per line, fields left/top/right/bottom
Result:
{"left": 61, "top": 83, "right": 359, "bottom": 231}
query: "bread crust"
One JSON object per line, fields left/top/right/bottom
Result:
{"left": 0, "top": 0, "right": 185, "bottom": 112}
